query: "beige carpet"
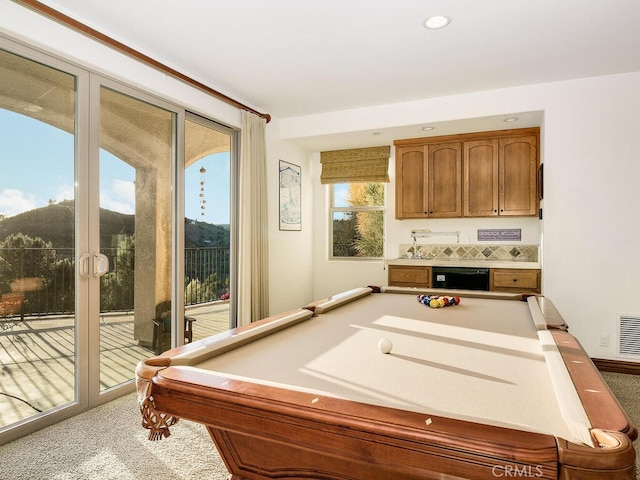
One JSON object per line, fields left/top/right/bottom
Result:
{"left": 0, "top": 393, "right": 229, "bottom": 480}
{"left": 0, "top": 372, "right": 638, "bottom": 479}
{"left": 601, "top": 371, "right": 640, "bottom": 477}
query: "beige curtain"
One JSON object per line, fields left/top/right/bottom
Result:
{"left": 320, "top": 146, "right": 390, "bottom": 184}
{"left": 237, "top": 111, "right": 269, "bottom": 325}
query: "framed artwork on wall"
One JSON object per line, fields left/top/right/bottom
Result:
{"left": 279, "top": 160, "right": 301, "bottom": 231}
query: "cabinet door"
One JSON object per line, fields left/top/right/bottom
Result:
{"left": 388, "top": 265, "right": 431, "bottom": 287}
{"left": 464, "top": 139, "right": 498, "bottom": 216}
{"left": 427, "top": 142, "right": 462, "bottom": 217}
{"left": 499, "top": 136, "right": 538, "bottom": 216}
{"left": 395, "top": 146, "right": 428, "bottom": 218}
{"left": 490, "top": 268, "right": 541, "bottom": 293}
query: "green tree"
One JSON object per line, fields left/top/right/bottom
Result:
{"left": 203, "top": 272, "right": 220, "bottom": 301}
{"left": 0, "top": 233, "right": 57, "bottom": 314}
{"left": 185, "top": 278, "right": 203, "bottom": 305}
{"left": 0, "top": 233, "right": 56, "bottom": 282}
{"left": 101, "top": 235, "right": 135, "bottom": 311}
{"left": 185, "top": 272, "right": 221, "bottom": 304}
{"left": 47, "top": 257, "right": 74, "bottom": 313}
{"left": 332, "top": 213, "right": 358, "bottom": 256}
{"left": 347, "top": 183, "right": 384, "bottom": 257}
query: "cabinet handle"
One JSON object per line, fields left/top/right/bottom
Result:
{"left": 513, "top": 278, "right": 518, "bottom": 283}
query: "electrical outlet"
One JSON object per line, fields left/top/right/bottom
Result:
{"left": 599, "top": 334, "right": 610, "bottom": 347}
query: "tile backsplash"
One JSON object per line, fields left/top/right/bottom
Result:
{"left": 398, "top": 244, "right": 539, "bottom": 262}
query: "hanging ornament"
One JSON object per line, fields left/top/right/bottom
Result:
{"left": 199, "top": 165, "right": 207, "bottom": 218}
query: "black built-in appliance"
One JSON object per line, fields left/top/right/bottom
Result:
{"left": 431, "top": 266, "right": 490, "bottom": 291}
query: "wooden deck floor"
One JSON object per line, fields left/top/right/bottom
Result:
{"left": 0, "top": 302, "right": 230, "bottom": 429}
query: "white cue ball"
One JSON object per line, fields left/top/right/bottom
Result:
{"left": 378, "top": 338, "right": 393, "bottom": 354}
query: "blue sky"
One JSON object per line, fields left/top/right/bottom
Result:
{"left": 0, "top": 110, "right": 229, "bottom": 223}
{"left": 186, "top": 153, "right": 230, "bottom": 224}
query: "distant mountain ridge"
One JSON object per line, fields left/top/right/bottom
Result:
{"left": 0, "top": 200, "right": 229, "bottom": 248}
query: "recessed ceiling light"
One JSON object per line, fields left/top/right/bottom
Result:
{"left": 422, "top": 126, "right": 434, "bottom": 131}
{"left": 424, "top": 15, "right": 451, "bottom": 30}
{"left": 504, "top": 117, "right": 518, "bottom": 123}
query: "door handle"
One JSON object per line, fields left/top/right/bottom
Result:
{"left": 93, "top": 253, "right": 110, "bottom": 278}
{"left": 79, "top": 253, "right": 91, "bottom": 278}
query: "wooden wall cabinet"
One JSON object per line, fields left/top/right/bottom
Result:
{"left": 395, "top": 128, "right": 539, "bottom": 219}
{"left": 463, "top": 139, "right": 499, "bottom": 216}
{"left": 388, "top": 265, "right": 431, "bottom": 287}
{"left": 490, "top": 268, "right": 541, "bottom": 294}
{"left": 498, "top": 135, "right": 538, "bottom": 216}
{"left": 395, "top": 143, "right": 461, "bottom": 218}
{"left": 395, "top": 145, "right": 428, "bottom": 218}
{"left": 428, "top": 143, "right": 462, "bottom": 218}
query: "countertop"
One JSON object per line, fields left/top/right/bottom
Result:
{"left": 386, "top": 258, "right": 541, "bottom": 269}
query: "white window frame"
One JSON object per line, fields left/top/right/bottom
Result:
{"left": 328, "top": 182, "right": 385, "bottom": 260}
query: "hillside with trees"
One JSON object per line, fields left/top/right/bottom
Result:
{"left": 0, "top": 200, "right": 229, "bottom": 248}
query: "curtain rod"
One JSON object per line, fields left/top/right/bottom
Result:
{"left": 13, "top": 0, "right": 272, "bottom": 123}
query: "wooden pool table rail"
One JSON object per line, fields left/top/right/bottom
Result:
{"left": 148, "top": 364, "right": 562, "bottom": 479}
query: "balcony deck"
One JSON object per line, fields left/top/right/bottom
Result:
{"left": 0, "top": 302, "right": 230, "bottom": 429}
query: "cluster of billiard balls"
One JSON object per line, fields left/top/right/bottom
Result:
{"left": 417, "top": 294, "right": 461, "bottom": 308}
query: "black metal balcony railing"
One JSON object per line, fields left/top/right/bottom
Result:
{"left": 0, "top": 247, "right": 229, "bottom": 317}
{"left": 184, "top": 247, "right": 230, "bottom": 305}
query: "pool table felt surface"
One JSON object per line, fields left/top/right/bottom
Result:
{"left": 168, "top": 292, "right": 580, "bottom": 444}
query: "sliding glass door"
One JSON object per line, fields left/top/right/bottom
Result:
{"left": 0, "top": 48, "right": 81, "bottom": 433}
{"left": 0, "top": 39, "right": 237, "bottom": 444}
{"left": 0, "top": 48, "right": 181, "bottom": 433}
{"left": 97, "top": 86, "right": 175, "bottom": 392}
{"left": 183, "top": 115, "right": 234, "bottom": 344}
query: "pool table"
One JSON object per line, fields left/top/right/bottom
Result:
{"left": 136, "top": 287, "right": 637, "bottom": 480}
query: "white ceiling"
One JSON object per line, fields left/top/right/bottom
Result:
{"left": 34, "top": 0, "right": 640, "bottom": 141}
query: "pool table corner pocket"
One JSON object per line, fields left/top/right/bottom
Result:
{"left": 556, "top": 429, "right": 637, "bottom": 479}
{"left": 135, "top": 357, "right": 180, "bottom": 441}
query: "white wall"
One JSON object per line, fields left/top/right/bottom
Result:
{"left": 265, "top": 120, "right": 314, "bottom": 313}
{"left": 284, "top": 72, "right": 640, "bottom": 360}
{"left": 541, "top": 73, "right": 640, "bottom": 358}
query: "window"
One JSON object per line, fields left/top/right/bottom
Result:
{"left": 330, "top": 182, "right": 384, "bottom": 259}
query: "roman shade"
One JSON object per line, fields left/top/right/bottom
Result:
{"left": 320, "top": 146, "right": 390, "bottom": 184}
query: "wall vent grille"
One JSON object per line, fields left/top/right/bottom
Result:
{"left": 619, "top": 315, "right": 640, "bottom": 357}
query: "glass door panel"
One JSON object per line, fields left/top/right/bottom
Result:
{"left": 98, "top": 87, "right": 174, "bottom": 391}
{"left": 0, "top": 49, "right": 77, "bottom": 428}
{"left": 183, "top": 118, "right": 232, "bottom": 343}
